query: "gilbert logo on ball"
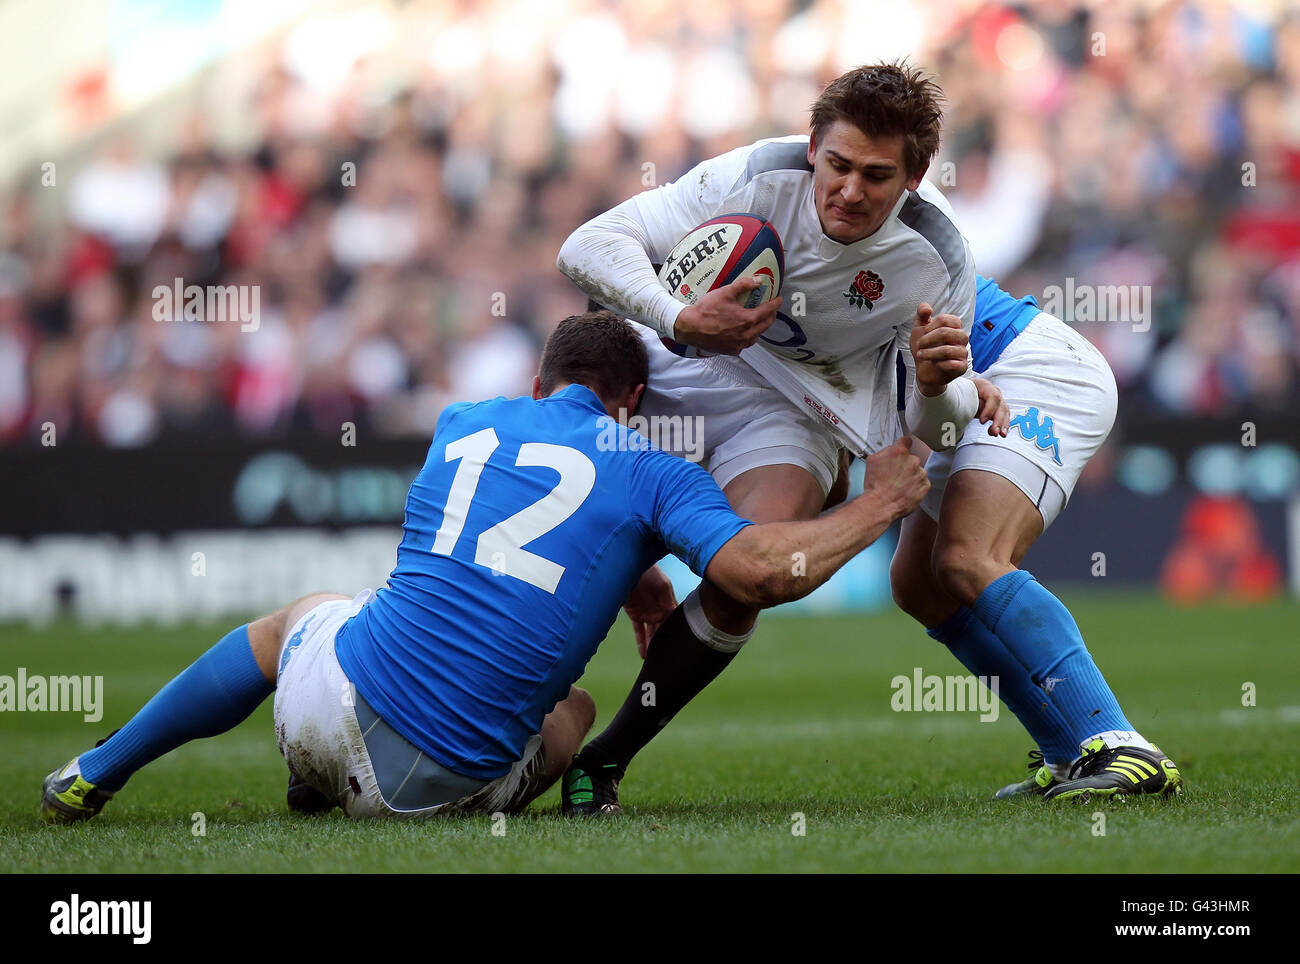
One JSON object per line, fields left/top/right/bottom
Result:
{"left": 657, "top": 213, "right": 784, "bottom": 357}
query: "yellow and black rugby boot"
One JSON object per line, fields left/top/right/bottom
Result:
{"left": 40, "top": 759, "right": 114, "bottom": 824}
{"left": 40, "top": 729, "right": 120, "bottom": 824}
{"left": 995, "top": 749, "right": 1060, "bottom": 799}
{"left": 1043, "top": 739, "right": 1183, "bottom": 803}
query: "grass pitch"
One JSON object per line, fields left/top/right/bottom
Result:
{"left": 2, "top": 593, "right": 1296, "bottom": 873}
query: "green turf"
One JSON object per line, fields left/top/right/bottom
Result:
{"left": 2, "top": 593, "right": 1296, "bottom": 873}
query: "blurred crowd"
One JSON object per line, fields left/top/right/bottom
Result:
{"left": 2, "top": 0, "right": 1299, "bottom": 448}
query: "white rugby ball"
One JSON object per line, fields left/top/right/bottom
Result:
{"left": 657, "top": 213, "right": 784, "bottom": 357}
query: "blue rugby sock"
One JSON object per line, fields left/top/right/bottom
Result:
{"left": 971, "top": 570, "right": 1133, "bottom": 746}
{"left": 927, "top": 607, "right": 1078, "bottom": 765}
{"left": 79, "top": 625, "right": 273, "bottom": 791}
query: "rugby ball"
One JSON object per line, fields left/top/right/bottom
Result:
{"left": 657, "top": 213, "right": 784, "bottom": 357}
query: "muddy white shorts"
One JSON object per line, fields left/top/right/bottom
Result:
{"left": 920, "top": 312, "right": 1118, "bottom": 530}
{"left": 273, "top": 590, "right": 546, "bottom": 819}
{"left": 634, "top": 325, "right": 842, "bottom": 495}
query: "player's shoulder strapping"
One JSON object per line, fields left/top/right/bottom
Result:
{"left": 898, "top": 189, "right": 969, "bottom": 289}
{"left": 740, "top": 136, "right": 812, "bottom": 186}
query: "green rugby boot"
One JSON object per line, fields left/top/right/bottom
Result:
{"left": 1043, "top": 739, "right": 1183, "bottom": 803}
{"left": 560, "top": 757, "right": 623, "bottom": 817}
{"left": 994, "top": 749, "right": 1060, "bottom": 799}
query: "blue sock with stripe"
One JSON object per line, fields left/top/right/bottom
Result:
{"left": 927, "top": 606, "right": 1078, "bottom": 765}
{"left": 971, "top": 570, "right": 1133, "bottom": 744}
{"left": 79, "top": 625, "right": 273, "bottom": 791}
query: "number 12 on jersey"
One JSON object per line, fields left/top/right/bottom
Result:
{"left": 429, "top": 426, "right": 596, "bottom": 594}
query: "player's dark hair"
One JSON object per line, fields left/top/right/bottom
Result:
{"left": 538, "top": 310, "right": 648, "bottom": 408}
{"left": 810, "top": 61, "right": 945, "bottom": 177}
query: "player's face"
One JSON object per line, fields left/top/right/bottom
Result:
{"left": 808, "top": 121, "right": 926, "bottom": 244}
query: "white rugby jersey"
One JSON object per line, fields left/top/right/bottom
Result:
{"left": 557, "top": 134, "right": 976, "bottom": 454}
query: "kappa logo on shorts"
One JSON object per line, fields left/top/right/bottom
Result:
{"left": 1008, "top": 406, "right": 1063, "bottom": 465}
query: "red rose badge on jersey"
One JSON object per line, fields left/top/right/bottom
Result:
{"left": 843, "top": 269, "right": 884, "bottom": 309}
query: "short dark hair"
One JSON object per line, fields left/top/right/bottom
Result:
{"left": 538, "top": 310, "right": 648, "bottom": 406}
{"left": 810, "top": 62, "right": 945, "bottom": 177}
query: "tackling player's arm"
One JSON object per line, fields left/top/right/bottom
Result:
{"left": 556, "top": 148, "right": 779, "bottom": 355}
{"left": 704, "top": 437, "right": 928, "bottom": 608}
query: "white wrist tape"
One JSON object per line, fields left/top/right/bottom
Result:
{"left": 683, "top": 588, "right": 754, "bottom": 653}
{"left": 645, "top": 287, "right": 685, "bottom": 340}
{"left": 904, "top": 375, "right": 979, "bottom": 451}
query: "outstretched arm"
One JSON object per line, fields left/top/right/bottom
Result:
{"left": 705, "top": 437, "right": 929, "bottom": 608}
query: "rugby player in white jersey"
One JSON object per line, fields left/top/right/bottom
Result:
{"left": 556, "top": 63, "right": 1001, "bottom": 814}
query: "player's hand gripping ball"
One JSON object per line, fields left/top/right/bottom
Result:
{"left": 657, "top": 213, "right": 783, "bottom": 357}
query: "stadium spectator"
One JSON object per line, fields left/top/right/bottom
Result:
{"left": 2, "top": 0, "right": 1299, "bottom": 446}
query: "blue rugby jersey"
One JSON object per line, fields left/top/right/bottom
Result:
{"left": 971, "top": 274, "right": 1041, "bottom": 372}
{"left": 335, "top": 385, "right": 750, "bottom": 780}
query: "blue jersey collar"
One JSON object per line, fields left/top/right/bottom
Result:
{"left": 548, "top": 383, "right": 608, "bottom": 414}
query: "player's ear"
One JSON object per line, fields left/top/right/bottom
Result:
{"left": 906, "top": 159, "right": 929, "bottom": 192}
{"left": 627, "top": 383, "right": 646, "bottom": 416}
{"left": 531, "top": 375, "right": 544, "bottom": 400}
{"left": 807, "top": 133, "right": 817, "bottom": 168}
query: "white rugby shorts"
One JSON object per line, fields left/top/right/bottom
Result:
{"left": 272, "top": 591, "right": 545, "bottom": 819}
{"left": 634, "top": 326, "right": 842, "bottom": 495}
{"left": 920, "top": 312, "right": 1118, "bottom": 529}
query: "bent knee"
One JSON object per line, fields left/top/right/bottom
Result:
{"left": 251, "top": 592, "right": 349, "bottom": 677}
{"left": 931, "top": 539, "right": 1000, "bottom": 605}
{"left": 566, "top": 686, "right": 597, "bottom": 734}
{"left": 889, "top": 556, "right": 932, "bottom": 621}
{"left": 279, "top": 592, "right": 349, "bottom": 639}
{"left": 890, "top": 555, "right": 958, "bottom": 628}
